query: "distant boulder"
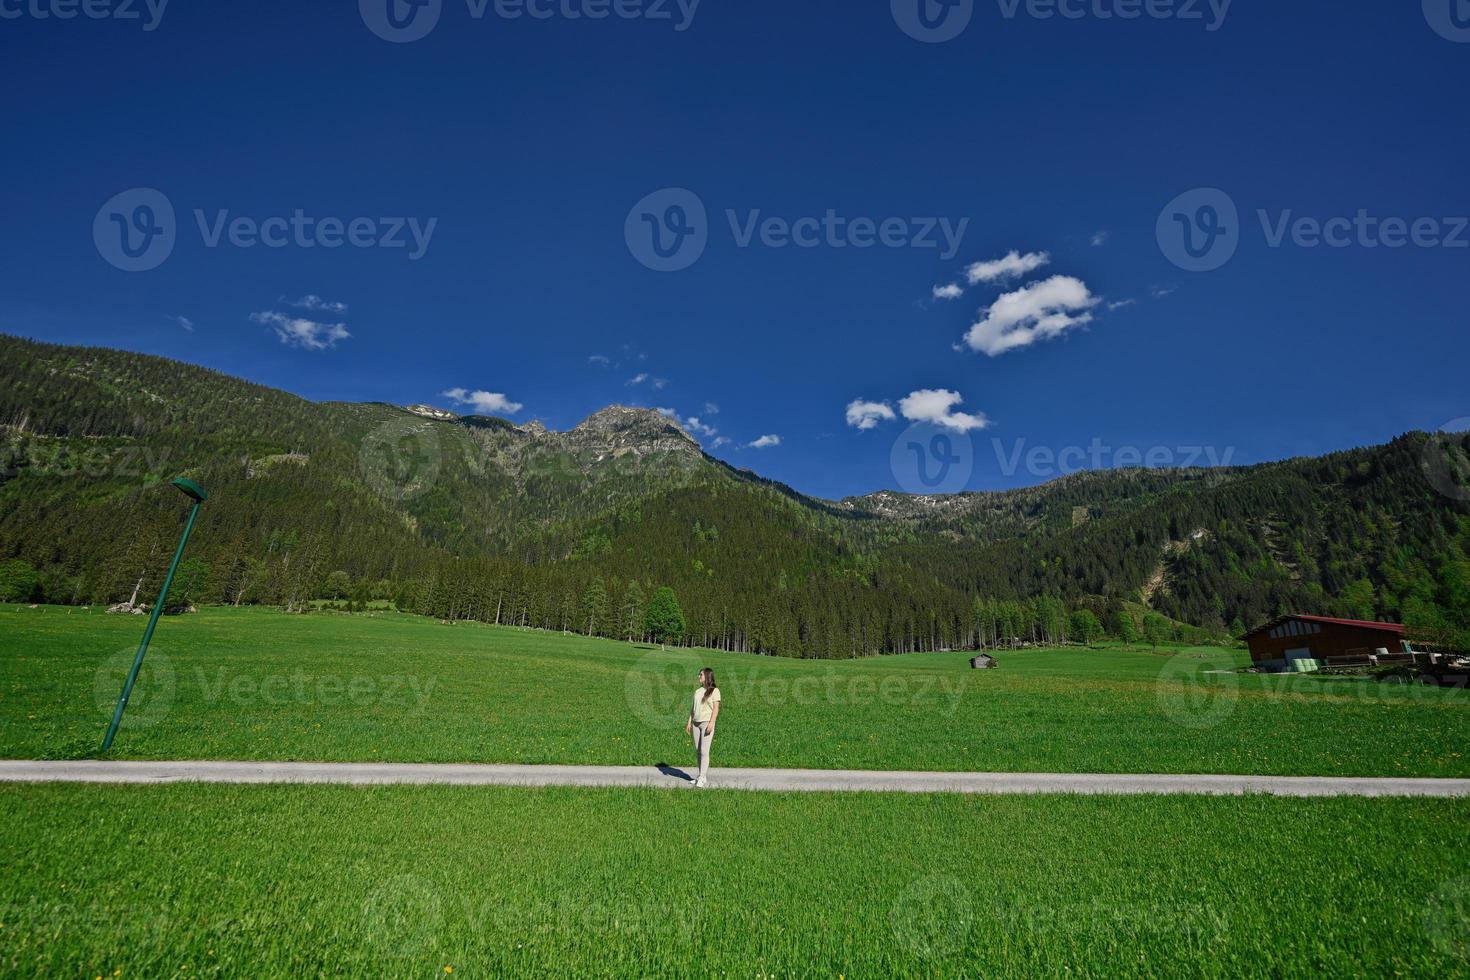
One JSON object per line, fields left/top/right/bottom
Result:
{"left": 107, "top": 602, "right": 146, "bottom": 615}
{"left": 970, "top": 655, "right": 997, "bottom": 670}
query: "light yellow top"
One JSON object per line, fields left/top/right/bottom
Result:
{"left": 691, "top": 687, "right": 722, "bottom": 724}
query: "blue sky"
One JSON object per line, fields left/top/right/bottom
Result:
{"left": 2, "top": 1, "right": 1467, "bottom": 500}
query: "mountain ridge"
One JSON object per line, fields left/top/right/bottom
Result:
{"left": 2, "top": 334, "right": 1468, "bottom": 657}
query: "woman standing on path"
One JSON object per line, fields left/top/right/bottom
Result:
{"left": 685, "top": 668, "right": 721, "bottom": 788}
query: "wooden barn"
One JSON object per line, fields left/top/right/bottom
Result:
{"left": 1243, "top": 615, "right": 1409, "bottom": 671}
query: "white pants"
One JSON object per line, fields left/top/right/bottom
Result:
{"left": 691, "top": 723, "right": 714, "bottom": 780}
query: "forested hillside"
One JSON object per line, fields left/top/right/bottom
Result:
{"left": 2, "top": 335, "right": 1467, "bottom": 656}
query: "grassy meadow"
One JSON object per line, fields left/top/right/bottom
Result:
{"left": 2, "top": 784, "right": 1468, "bottom": 977}
{"left": 1, "top": 604, "right": 1466, "bottom": 776}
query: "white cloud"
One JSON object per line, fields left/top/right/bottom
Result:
{"left": 442, "top": 387, "right": 524, "bottom": 416}
{"left": 169, "top": 315, "right": 194, "bottom": 332}
{"left": 628, "top": 373, "right": 650, "bottom": 385}
{"left": 684, "top": 416, "right": 718, "bottom": 437}
{"left": 932, "top": 283, "right": 964, "bottom": 301}
{"left": 251, "top": 312, "right": 350, "bottom": 351}
{"left": 962, "top": 275, "right": 1099, "bottom": 357}
{"left": 966, "top": 250, "right": 1050, "bottom": 285}
{"left": 286, "top": 295, "right": 349, "bottom": 314}
{"left": 657, "top": 407, "right": 721, "bottom": 443}
{"left": 1108, "top": 298, "right": 1136, "bottom": 311}
{"left": 898, "top": 389, "right": 990, "bottom": 433}
{"left": 747, "top": 434, "right": 781, "bottom": 449}
{"left": 588, "top": 354, "right": 611, "bottom": 367}
{"left": 1090, "top": 231, "right": 1110, "bottom": 247}
{"left": 1151, "top": 284, "right": 1177, "bottom": 299}
{"left": 846, "top": 399, "right": 897, "bottom": 431}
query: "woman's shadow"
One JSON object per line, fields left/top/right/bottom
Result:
{"left": 655, "top": 762, "right": 694, "bottom": 784}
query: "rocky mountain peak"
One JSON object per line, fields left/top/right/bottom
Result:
{"left": 406, "top": 404, "right": 459, "bottom": 421}
{"left": 574, "top": 406, "right": 697, "bottom": 444}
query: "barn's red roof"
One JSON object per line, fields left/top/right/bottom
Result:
{"left": 1243, "top": 614, "right": 1406, "bottom": 639}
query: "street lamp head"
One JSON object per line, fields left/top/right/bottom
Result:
{"left": 171, "top": 478, "right": 208, "bottom": 502}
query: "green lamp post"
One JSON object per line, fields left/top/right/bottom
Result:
{"left": 100, "top": 477, "right": 208, "bottom": 753}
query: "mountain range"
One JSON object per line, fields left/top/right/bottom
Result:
{"left": 2, "top": 334, "right": 1467, "bottom": 657}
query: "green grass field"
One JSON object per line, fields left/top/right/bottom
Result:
{"left": 4, "top": 605, "right": 1469, "bottom": 976}
{"left": 1, "top": 604, "right": 1466, "bottom": 776}
{"left": 2, "top": 785, "right": 1467, "bottom": 977}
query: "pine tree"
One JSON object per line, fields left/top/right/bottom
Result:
{"left": 583, "top": 577, "right": 608, "bottom": 637}
{"left": 620, "top": 581, "right": 646, "bottom": 643}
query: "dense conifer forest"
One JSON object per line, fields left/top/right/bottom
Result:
{"left": 2, "top": 335, "right": 1467, "bottom": 656}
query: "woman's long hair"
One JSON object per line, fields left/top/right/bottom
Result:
{"left": 698, "top": 668, "right": 718, "bottom": 706}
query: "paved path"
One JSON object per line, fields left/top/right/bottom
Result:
{"left": 2, "top": 760, "right": 1468, "bottom": 797}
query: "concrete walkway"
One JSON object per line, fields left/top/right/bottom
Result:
{"left": 2, "top": 760, "right": 1469, "bottom": 797}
